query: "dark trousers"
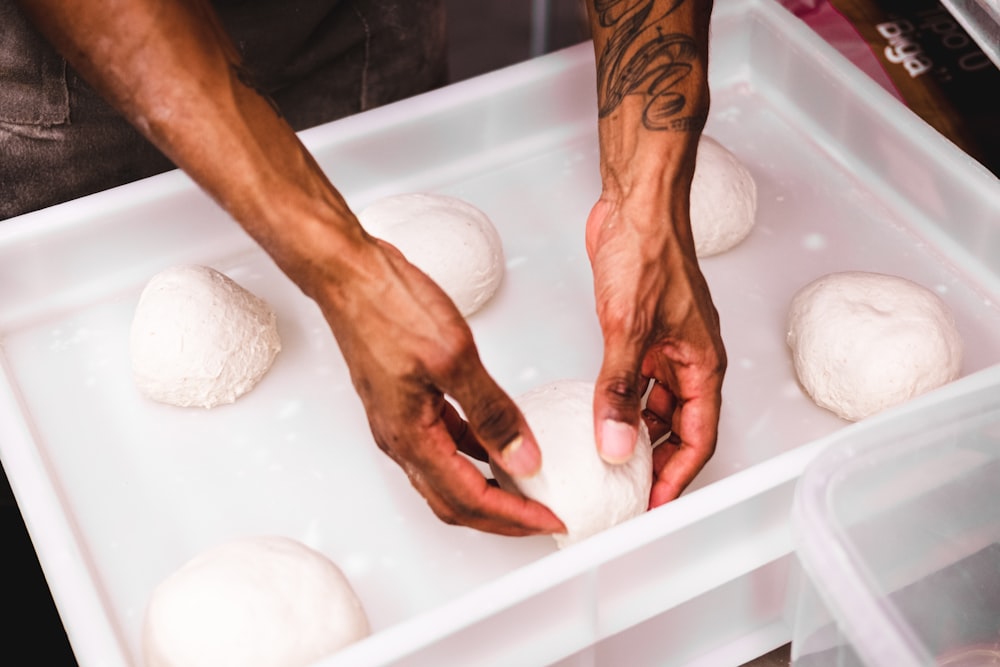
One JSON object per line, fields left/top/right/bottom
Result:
{"left": 0, "top": 0, "right": 448, "bottom": 219}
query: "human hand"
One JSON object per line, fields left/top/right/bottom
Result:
{"left": 14, "top": 0, "right": 562, "bottom": 536}
{"left": 585, "top": 194, "right": 726, "bottom": 508}
{"left": 309, "top": 234, "right": 565, "bottom": 536}
{"left": 21, "top": 0, "right": 563, "bottom": 536}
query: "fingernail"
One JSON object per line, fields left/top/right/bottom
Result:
{"left": 600, "top": 420, "right": 637, "bottom": 464}
{"left": 501, "top": 435, "right": 540, "bottom": 476}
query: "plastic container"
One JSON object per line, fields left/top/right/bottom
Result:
{"left": 791, "top": 364, "right": 1000, "bottom": 667}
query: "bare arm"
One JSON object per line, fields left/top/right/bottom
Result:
{"left": 584, "top": 0, "right": 726, "bottom": 505}
{"left": 17, "top": 0, "right": 358, "bottom": 279}
{"left": 18, "top": 0, "right": 563, "bottom": 535}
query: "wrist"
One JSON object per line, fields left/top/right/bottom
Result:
{"left": 597, "top": 110, "right": 704, "bottom": 204}
{"left": 255, "top": 192, "right": 376, "bottom": 302}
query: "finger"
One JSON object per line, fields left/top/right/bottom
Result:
{"left": 651, "top": 433, "right": 681, "bottom": 472}
{"left": 440, "top": 400, "right": 488, "bottom": 462}
{"left": 649, "top": 444, "right": 708, "bottom": 508}
{"left": 447, "top": 369, "right": 542, "bottom": 479}
{"left": 642, "top": 407, "right": 673, "bottom": 446}
{"left": 642, "top": 381, "right": 677, "bottom": 444}
{"left": 645, "top": 381, "right": 677, "bottom": 419}
{"left": 410, "top": 442, "right": 565, "bottom": 536}
{"left": 593, "top": 331, "right": 646, "bottom": 464}
{"left": 649, "top": 395, "right": 719, "bottom": 507}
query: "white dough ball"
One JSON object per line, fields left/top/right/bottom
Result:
{"left": 690, "top": 135, "right": 758, "bottom": 257}
{"left": 143, "top": 536, "right": 370, "bottom": 667}
{"left": 787, "top": 271, "right": 963, "bottom": 421}
{"left": 130, "top": 265, "right": 281, "bottom": 409}
{"left": 492, "top": 380, "right": 653, "bottom": 548}
{"left": 357, "top": 193, "right": 505, "bottom": 316}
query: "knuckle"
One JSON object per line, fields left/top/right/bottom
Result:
{"left": 601, "top": 373, "right": 643, "bottom": 409}
{"left": 467, "top": 398, "right": 518, "bottom": 445}
{"left": 433, "top": 495, "right": 486, "bottom": 527}
{"left": 374, "top": 437, "right": 392, "bottom": 455}
{"left": 431, "top": 505, "right": 462, "bottom": 526}
{"left": 600, "top": 301, "right": 654, "bottom": 344}
{"left": 371, "top": 430, "right": 400, "bottom": 459}
{"left": 715, "top": 346, "right": 729, "bottom": 375}
{"left": 424, "top": 328, "right": 477, "bottom": 380}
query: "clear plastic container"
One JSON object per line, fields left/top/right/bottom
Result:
{"left": 791, "top": 365, "right": 1000, "bottom": 667}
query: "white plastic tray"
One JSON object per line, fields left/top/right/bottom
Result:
{"left": 2, "top": 1, "right": 999, "bottom": 666}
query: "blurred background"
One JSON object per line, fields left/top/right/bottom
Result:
{"left": 446, "top": 0, "right": 590, "bottom": 82}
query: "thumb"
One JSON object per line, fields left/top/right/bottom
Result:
{"left": 594, "top": 332, "right": 646, "bottom": 464}
{"left": 450, "top": 372, "right": 542, "bottom": 478}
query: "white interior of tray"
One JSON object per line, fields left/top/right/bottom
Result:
{"left": 1, "top": 1, "right": 999, "bottom": 666}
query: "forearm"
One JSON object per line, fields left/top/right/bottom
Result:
{"left": 17, "top": 0, "right": 367, "bottom": 295}
{"left": 586, "top": 0, "right": 713, "bottom": 226}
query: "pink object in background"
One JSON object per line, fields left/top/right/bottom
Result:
{"left": 777, "top": 0, "right": 821, "bottom": 12}
{"left": 778, "top": 0, "right": 904, "bottom": 101}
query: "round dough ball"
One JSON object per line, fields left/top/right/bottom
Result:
{"left": 357, "top": 193, "right": 505, "bottom": 316}
{"left": 787, "top": 271, "right": 963, "bottom": 421}
{"left": 690, "top": 135, "right": 758, "bottom": 257}
{"left": 143, "top": 536, "right": 370, "bottom": 667}
{"left": 491, "top": 380, "right": 653, "bottom": 548}
{"left": 130, "top": 265, "right": 281, "bottom": 409}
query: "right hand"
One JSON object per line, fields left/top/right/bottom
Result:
{"left": 585, "top": 191, "right": 725, "bottom": 509}
{"left": 308, "top": 232, "right": 565, "bottom": 537}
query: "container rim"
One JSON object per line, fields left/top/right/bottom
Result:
{"left": 791, "top": 363, "right": 1000, "bottom": 666}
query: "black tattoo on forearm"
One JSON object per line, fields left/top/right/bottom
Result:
{"left": 593, "top": 0, "right": 706, "bottom": 132}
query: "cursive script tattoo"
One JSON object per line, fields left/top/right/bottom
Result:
{"left": 593, "top": 0, "right": 705, "bottom": 132}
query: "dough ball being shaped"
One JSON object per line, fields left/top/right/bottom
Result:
{"left": 130, "top": 264, "right": 281, "bottom": 409}
{"left": 357, "top": 193, "right": 504, "bottom": 316}
{"left": 491, "top": 380, "right": 653, "bottom": 548}
{"left": 787, "top": 271, "right": 963, "bottom": 422}
{"left": 143, "top": 536, "right": 370, "bottom": 667}
{"left": 690, "top": 135, "right": 758, "bottom": 257}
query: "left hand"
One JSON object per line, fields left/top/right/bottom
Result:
{"left": 586, "top": 192, "right": 726, "bottom": 508}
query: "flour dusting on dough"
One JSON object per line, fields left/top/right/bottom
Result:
{"left": 130, "top": 264, "right": 281, "bottom": 408}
